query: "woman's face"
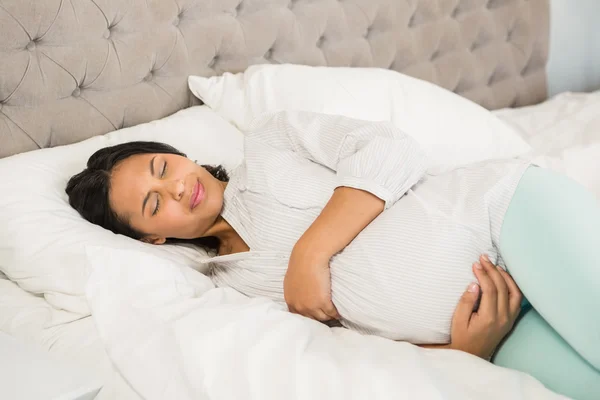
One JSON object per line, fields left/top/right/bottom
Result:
{"left": 109, "top": 153, "right": 225, "bottom": 243}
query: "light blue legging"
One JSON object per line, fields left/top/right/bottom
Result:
{"left": 493, "top": 166, "right": 600, "bottom": 400}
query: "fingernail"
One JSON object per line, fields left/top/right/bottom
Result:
{"left": 468, "top": 283, "right": 479, "bottom": 293}
{"left": 482, "top": 254, "right": 490, "bottom": 262}
{"left": 474, "top": 262, "right": 482, "bottom": 270}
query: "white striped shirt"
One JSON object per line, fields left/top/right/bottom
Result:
{"left": 201, "top": 111, "right": 530, "bottom": 344}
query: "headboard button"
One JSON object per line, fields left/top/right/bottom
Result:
{"left": 72, "top": 88, "right": 81, "bottom": 97}
{"left": 408, "top": 14, "right": 416, "bottom": 28}
{"left": 208, "top": 56, "right": 219, "bottom": 68}
{"left": 26, "top": 41, "right": 36, "bottom": 51}
{"left": 317, "top": 35, "right": 326, "bottom": 47}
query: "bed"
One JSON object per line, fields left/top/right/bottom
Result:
{"left": 1, "top": 0, "right": 597, "bottom": 399}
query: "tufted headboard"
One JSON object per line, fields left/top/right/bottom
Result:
{"left": 0, "top": 0, "right": 550, "bottom": 158}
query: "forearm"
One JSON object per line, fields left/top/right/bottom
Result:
{"left": 295, "top": 186, "right": 385, "bottom": 256}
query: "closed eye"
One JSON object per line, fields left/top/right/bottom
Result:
{"left": 151, "top": 162, "right": 167, "bottom": 216}
{"left": 153, "top": 196, "right": 160, "bottom": 216}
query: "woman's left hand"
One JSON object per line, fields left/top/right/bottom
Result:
{"left": 284, "top": 242, "right": 340, "bottom": 322}
{"left": 447, "top": 254, "right": 523, "bottom": 359}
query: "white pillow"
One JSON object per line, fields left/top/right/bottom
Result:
{"left": 189, "top": 64, "right": 532, "bottom": 172}
{"left": 0, "top": 106, "right": 244, "bottom": 316}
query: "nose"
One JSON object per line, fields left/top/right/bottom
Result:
{"left": 165, "top": 178, "right": 185, "bottom": 201}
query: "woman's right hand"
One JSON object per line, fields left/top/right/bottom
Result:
{"left": 448, "top": 255, "right": 523, "bottom": 359}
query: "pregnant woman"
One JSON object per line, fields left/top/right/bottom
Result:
{"left": 67, "top": 111, "right": 600, "bottom": 399}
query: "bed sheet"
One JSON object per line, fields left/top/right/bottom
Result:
{"left": 494, "top": 91, "right": 600, "bottom": 199}
{"left": 0, "top": 277, "right": 140, "bottom": 399}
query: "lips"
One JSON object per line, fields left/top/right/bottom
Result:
{"left": 190, "top": 180, "right": 205, "bottom": 210}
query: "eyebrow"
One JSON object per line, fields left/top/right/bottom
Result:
{"left": 150, "top": 156, "right": 156, "bottom": 176}
{"left": 141, "top": 156, "right": 157, "bottom": 216}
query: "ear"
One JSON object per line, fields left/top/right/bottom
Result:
{"left": 141, "top": 236, "right": 166, "bottom": 245}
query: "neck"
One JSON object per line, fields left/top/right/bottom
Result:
{"left": 206, "top": 218, "right": 248, "bottom": 255}
{"left": 200, "top": 182, "right": 249, "bottom": 255}
{"left": 205, "top": 216, "right": 237, "bottom": 242}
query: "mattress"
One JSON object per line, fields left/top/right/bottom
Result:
{"left": 3, "top": 90, "right": 598, "bottom": 399}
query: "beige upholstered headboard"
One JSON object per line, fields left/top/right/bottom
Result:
{"left": 0, "top": 0, "right": 550, "bottom": 158}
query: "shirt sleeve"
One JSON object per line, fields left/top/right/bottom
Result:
{"left": 245, "top": 110, "right": 428, "bottom": 209}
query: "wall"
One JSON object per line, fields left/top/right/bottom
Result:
{"left": 547, "top": 0, "right": 600, "bottom": 96}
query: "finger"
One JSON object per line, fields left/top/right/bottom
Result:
{"left": 295, "top": 305, "right": 330, "bottom": 321}
{"left": 452, "top": 282, "right": 480, "bottom": 329}
{"left": 323, "top": 302, "right": 341, "bottom": 320}
{"left": 480, "top": 255, "right": 509, "bottom": 318}
{"left": 498, "top": 268, "right": 523, "bottom": 318}
{"left": 311, "top": 309, "right": 333, "bottom": 322}
{"left": 291, "top": 306, "right": 319, "bottom": 320}
{"left": 472, "top": 261, "right": 497, "bottom": 319}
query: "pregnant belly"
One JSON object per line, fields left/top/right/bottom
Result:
{"left": 330, "top": 207, "right": 494, "bottom": 344}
